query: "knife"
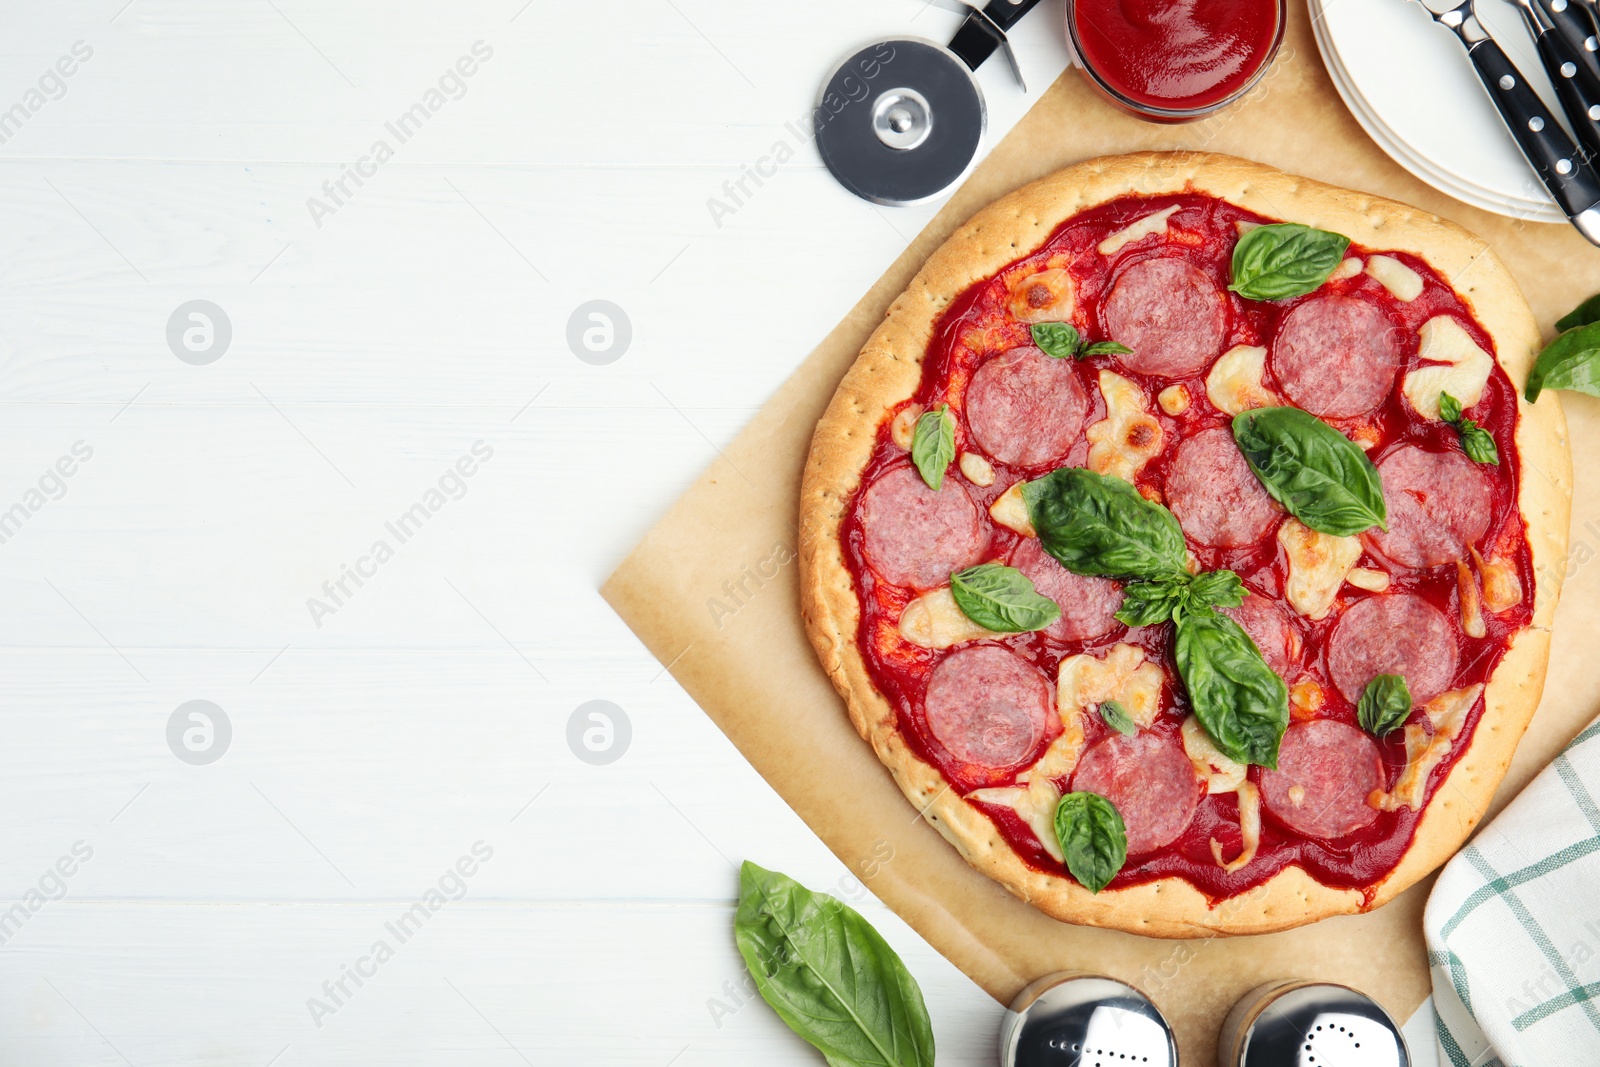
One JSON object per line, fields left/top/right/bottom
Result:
{"left": 1515, "top": 0, "right": 1600, "bottom": 160}
{"left": 1414, "top": 0, "right": 1600, "bottom": 243}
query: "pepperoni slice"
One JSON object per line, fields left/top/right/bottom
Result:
{"left": 924, "top": 646, "right": 1051, "bottom": 770}
{"left": 1271, "top": 295, "right": 1402, "bottom": 417}
{"left": 859, "top": 466, "right": 988, "bottom": 590}
{"left": 1101, "top": 257, "right": 1226, "bottom": 377}
{"left": 1327, "top": 593, "right": 1458, "bottom": 704}
{"left": 1070, "top": 732, "right": 1202, "bottom": 855}
{"left": 1222, "top": 593, "right": 1297, "bottom": 676}
{"left": 965, "top": 346, "right": 1090, "bottom": 468}
{"left": 1009, "top": 537, "right": 1123, "bottom": 643}
{"left": 1260, "top": 720, "right": 1384, "bottom": 839}
{"left": 1364, "top": 444, "right": 1494, "bottom": 570}
{"left": 1165, "top": 427, "right": 1281, "bottom": 548}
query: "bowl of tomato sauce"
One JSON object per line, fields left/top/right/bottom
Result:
{"left": 1066, "top": 0, "right": 1286, "bottom": 122}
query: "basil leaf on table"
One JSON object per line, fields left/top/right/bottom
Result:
{"left": 1053, "top": 792, "right": 1128, "bottom": 893}
{"left": 949, "top": 563, "right": 1061, "bottom": 633}
{"left": 735, "top": 861, "right": 935, "bottom": 1067}
{"left": 1228, "top": 222, "right": 1351, "bottom": 301}
{"left": 1030, "top": 322, "right": 1083, "bottom": 359}
{"left": 1232, "top": 407, "right": 1387, "bottom": 536}
{"left": 1098, "top": 700, "right": 1137, "bottom": 737}
{"left": 1173, "top": 611, "right": 1289, "bottom": 768}
{"left": 909, "top": 405, "right": 955, "bottom": 491}
{"left": 1556, "top": 292, "right": 1600, "bottom": 331}
{"left": 1357, "top": 673, "right": 1412, "bottom": 736}
{"left": 1022, "top": 468, "right": 1189, "bottom": 580}
{"left": 1526, "top": 322, "right": 1600, "bottom": 402}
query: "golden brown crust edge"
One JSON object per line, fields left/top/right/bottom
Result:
{"left": 797, "top": 151, "right": 1572, "bottom": 937}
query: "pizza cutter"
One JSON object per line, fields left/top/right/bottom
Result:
{"left": 816, "top": 0, "right": 1044, "bottom": 205}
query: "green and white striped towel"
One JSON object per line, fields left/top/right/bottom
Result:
{"left": 1425, "top": 717, "right": 1600, "bottom": 1067}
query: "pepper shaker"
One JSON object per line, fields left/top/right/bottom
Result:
{"left": 1218, "top": 980, "right": 1409, "bottom": 1067}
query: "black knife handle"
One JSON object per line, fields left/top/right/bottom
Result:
{"left": 1548, "top": 0, "right": 1600, "bottom": 79}
{"left": 1467, "top": 36, "right": 1600, "bottom": 218}
{"left": 1536, "top": 14, "right": 1600, "bottom": 162}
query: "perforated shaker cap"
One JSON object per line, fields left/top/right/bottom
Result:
{"left": 999, "top": 972, "right": 1177, "bottom": 1067}
{"left": 1219, "top": 981, "right": 1410, "bottom": 1067}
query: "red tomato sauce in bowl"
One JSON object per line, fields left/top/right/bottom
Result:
{"left": 1068, "top": 0, "right": 1285, "bottom": 119}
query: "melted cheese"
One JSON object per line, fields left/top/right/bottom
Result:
{"left": 1329, "top": 256, "right": 1364, "bottom": 281}
{"left": 1098, "top": 205, "right": 1181, "bottom": 256}
{"left": 1157, "top": 384, "right": 1191, "bottom": 416}
{"left": 990, "top": 481, "right": 1034, "bottom": 537}
{"left": 1473, "top": 548, "right": 1524, "bottom": 613}
{"left": 1405, "top": 316, "right": 1494, "bottom": 420}
{"left": 1375, "top": 685, "right": 1483, "bottom": 812}
{"left": 1289, "top": 678, "right": 1325, "bottom": 720}
{"left": 1279, "top": 518, "right": 1362, "bottom": 620}
{"left": 1008, "top": 268, "right": 1075, "bottom": 324}
{"left": 899, "top": 586, "right": 998, "bottom": 650}
{"left": 890, "top": 404, "right": 922, "bottom": 450}
{"left": 1345, "top": 567, "right": 1391, "bottom": 592}
{"left": 1210, "top": 780, "right": 1261, "bottom": 873}
{"left": 1456, "top": 559, "right": 1486, "bottom": 639}
{"left": 1059, "top": 643, "right": 1165, "bottom": 728}
{"left": 959, "top": 452, "right": 995, "bottom": 488}
{"left": 1365, "top": 255, "right": 1424, "bottom": 301}
{"left": 1182, "top": 713, "right": 1246, "bottom": 794}
{"left": 1087, "top": 371, "right": 1164, "bottom": 482}
{"left": 1205, "top": 345, "right": 1276, "bottom": 416}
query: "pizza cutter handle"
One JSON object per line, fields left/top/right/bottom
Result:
{"left": 948, "top": 0, "right": 1047, "bottom": 84}
{"left": 1465, "top": 34, "right": 1600, "bottom": 243}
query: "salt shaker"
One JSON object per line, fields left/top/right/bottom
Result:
{"left": 1217, "top": 980, "right": 1410, "bottom": 1067}
{"left": 999, "top": 971, "right": 1177, "bottom": 1067}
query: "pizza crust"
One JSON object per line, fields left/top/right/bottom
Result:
{"left": 798, "top": 152, "right": 1572, "bottom": 937}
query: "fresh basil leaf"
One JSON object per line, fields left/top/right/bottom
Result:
{"left": 1527, "top": 321, "right": 1600, "bottom": 402}
{"left": 909, "top": 405, "right": 955, "bottom": 491}
{"left": 1232, "top": 407, "right": 1387, "bottom": 536}
{"left": 1458, "top": 422, "right": 1500, "bottom": 466}
{"left": 1173, "top": 611, "right": 1289, "bottom": 768}
{"left": 1356, "top": 673, "right": 1412, "bottom": 736}
{"left": 1115, "top": 577, "right": 1189, "bottom": 627}
{"left": 1187, "top": 569, "right": 1246, "bottom": 612}
{"left": 735, "top": 861, "right": 935, "bottom": 1067}
{"left": 949, "top": 563, "right": 1061, "bottom": 633}
{"left": 1022, "top": 468, "right": 1189, "bottom": 581}
{"left": 1556, "top": 293, "right": 1600, "bottom": 331}
{"left": 1053, "top": 792, "right": 1128, "bottom": 893}
{"left": 1228, "top": 222, "right": 1352, "bottom": 301}
{"left": 1098, "top": 700, "right": 1137, "bottom": 737}
{"left": 1438, "top": 390, "right": 1463, "bottom": 424}
{"left": 1030, "top": 321, "right": 1082, "bottom": 359}
{"left": 1082, "top": 341, "right": 1132, "bottom": 357}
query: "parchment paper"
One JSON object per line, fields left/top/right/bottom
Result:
{"left": 602, "top": 6, "right": 1600, "bottom": 1061}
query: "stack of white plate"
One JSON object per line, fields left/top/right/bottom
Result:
{"left": 1310, "top": 0, "right": 1567, "bottom": 222}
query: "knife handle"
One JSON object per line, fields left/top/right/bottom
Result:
{"left": 1535, "top": 13, "right": 1600, "bottom": 161}
{"left": 1548, "top": 0, "right": 1600, "bottom": 78}
{"left": 1466, "top": 37, "right": 1600, "bottom": 220}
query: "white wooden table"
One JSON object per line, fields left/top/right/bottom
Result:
{"left": 0, "top": 2, "right": 1088, "bottom": 1063}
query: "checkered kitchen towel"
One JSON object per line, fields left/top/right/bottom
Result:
{"left": 1425, "top": 717, "right": 1600, "bottom": 1067}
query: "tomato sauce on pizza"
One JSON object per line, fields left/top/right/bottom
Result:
{"left": 838, "top": 192, "right": 1534, "bottom": 902}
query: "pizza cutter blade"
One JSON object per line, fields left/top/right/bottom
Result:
{"left": 815, "top": 0, "right": 1043, "bottom": 206}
